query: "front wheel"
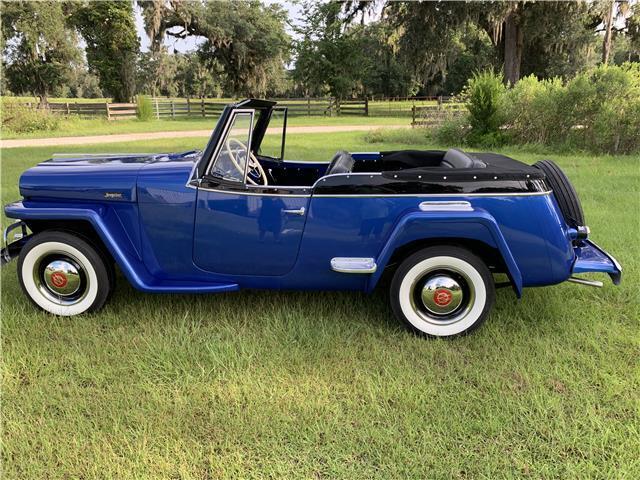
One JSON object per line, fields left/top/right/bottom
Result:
{"left": 17, "top": 231, "right": 113, "bottom": 316}
{"left": 390, "top": 246, "right": 495, "bottom": 338}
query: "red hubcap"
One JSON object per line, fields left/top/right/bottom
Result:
{"left": 433, "top": 288, "right": 453, "bottom": 307}
{"left": 50, "top": 272, "right": 68, "bottom": 288}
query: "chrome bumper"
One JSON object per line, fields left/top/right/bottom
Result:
{"left": 1, "top": 221, "right": 29, "bottom": 266}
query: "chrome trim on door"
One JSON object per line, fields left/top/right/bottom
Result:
{"left": 331, "top": 257, "right": 377, "bottom": 274}
{"left": 419, "top": 201, "right": 473, "bottom": 212}
{"left": 283, "top": 207, "right": 306, "bottom": 216}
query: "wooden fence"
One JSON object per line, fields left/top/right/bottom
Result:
{"left": 149, "top": 97, "right": 367, "bottom": 118}
{"left": 411, "top": 103, "right": 467, "bottom": 128}
{"left": 15, "top": 96, "right": 446, "bottom": 120}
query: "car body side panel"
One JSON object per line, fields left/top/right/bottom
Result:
{"left": 4, "top": 200, "right": 238, "bottom": 294}
{"left": 294, "top": 193, "right": 574, "bottom": 292}
{"left": 368, "top": 209, "right": 522, "bottom": 295}
{"left": 193, "top": 189, "right": 309, "bottom": 276}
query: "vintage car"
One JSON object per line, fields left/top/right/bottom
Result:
{"left": 1, "top": 99, "right": 622, "bottom": 337}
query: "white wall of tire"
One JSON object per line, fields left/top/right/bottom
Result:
{"left": 20, "top": 241, "right": 99, "bottom": 316}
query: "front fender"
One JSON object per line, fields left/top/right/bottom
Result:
{"left": 368, "top": 207, "right": 523, "bottom": 297}
{"left": 4, "top": 200, "right": 237, "bottom": 294}
{"left": 4, "top": 200, "right": 156, "bottom": 288}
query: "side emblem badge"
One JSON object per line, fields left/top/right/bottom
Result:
{"left": 104, "top": 192, "right": 123, "bottom": 199}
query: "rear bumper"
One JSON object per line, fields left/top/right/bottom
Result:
{"left": 572, "top": 240, "right": 622, "bottom": 285}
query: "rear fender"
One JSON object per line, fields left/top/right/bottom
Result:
{"left": 369, "top": 207, "right": 523, "bottom": 296}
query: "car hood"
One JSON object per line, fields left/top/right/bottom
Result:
{"left": 19, "top": 151, "right": 200, "bottom": 202}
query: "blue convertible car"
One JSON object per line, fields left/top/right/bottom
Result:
{"left": 2, "top": 99, "right": 622, "bottom": 337}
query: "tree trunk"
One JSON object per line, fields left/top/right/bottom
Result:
{"left": 602, "top": 1, "right": 615, "bottom": 64}
{"left": 503, "top": 10, "right": 523, "bottom": 85}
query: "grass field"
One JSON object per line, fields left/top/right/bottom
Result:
{"left": 1, "top": 131, "right": 639, "bottom": 478}
{"left": 2, "top": 115, "right": 410, "bottom": 140}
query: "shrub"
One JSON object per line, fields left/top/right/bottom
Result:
{"left": 1, "top": 103, "right": 60, "bottom": 133}
{"left": 566, "top": 63, "right": 640, "bottom": 154}
{"left": 439, "top": 64, "right": 640, "bottom": 154}
{"left": 464, "top": 70, "right": 507, "bottom": 146}
{"left": 432, "top": 115, "right": 469, "bottom": 147}
{"left": 137, "top": 95, "right": 153, "bottom": 121}
{"left": 503, "top": 75, "right": 567, "bottom": 146}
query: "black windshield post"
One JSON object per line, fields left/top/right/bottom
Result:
{"left": 276, "top": 106, "right": 287, "bottom": 162}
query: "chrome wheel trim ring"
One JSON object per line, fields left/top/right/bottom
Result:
{"left": 33, "top": 252, "right": 89, "bottom": 306}
{"left": 408, "top": 265, "right": 476, "bottom": 326}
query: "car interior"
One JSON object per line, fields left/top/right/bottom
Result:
{"left": 251, "top": 148, "right": 489, "bottom": 187}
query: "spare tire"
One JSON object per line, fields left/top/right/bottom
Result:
{"left": 533, "top": 159, "right": 585, "bottom": 227}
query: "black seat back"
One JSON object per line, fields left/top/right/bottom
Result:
{"left": 326, "top": 151, "right": 355, "bottom": 175}
{"left": 441, "top": 148, "right": 486, "bottom": 169}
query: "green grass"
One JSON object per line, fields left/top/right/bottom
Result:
{"left": 2, "top": 115, "right": 409, "bottom": 140}
{"left": 2, "top": 131, "right": 639, "bottom": 478}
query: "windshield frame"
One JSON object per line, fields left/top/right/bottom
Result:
{"left": 206, "top": 108, "right": 255, "bottom": 183}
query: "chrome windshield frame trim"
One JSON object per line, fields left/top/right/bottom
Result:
{"left": 205, "top": 108, "right": 255, "bottom": 179}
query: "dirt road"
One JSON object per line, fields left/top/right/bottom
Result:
{"left": 2, "top": 124, "right": 408, "bottom": 149}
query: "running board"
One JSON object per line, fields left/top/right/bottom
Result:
{"left": 331, "top": 257, "right": 377, "bottom": 274}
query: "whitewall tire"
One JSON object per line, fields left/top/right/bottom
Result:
{"left": 17, "top": 231, "right": 112, "bottom": 316}
{"left": 390, "top": 246, "right": 495, "bottom": 338}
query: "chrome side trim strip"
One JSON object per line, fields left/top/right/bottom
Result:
{"left": 196, "top": 186, "right": 311, "bottom": 197}
{"left": 312, "top": 172, "right": 382, "bottom": 189}
{"left": 567, "top": 277, "right": 603, "bottom": 288}
{"left": 192, "top": 187, "right": 552, "bottom": 198}
{"left": 313, "top": 191, "right": 552, "bottom": 198}
{"left": 331, "top": 257, "right": 377, "bottom": 274}
{"left": 419, "top": 201, "right": 473, "bottom": 212}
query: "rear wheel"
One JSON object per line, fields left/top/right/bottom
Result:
{"left": 17, "top": 231, "right": 112, "bottom": 316}
{"left": 390, "top": 246, "right": 495, "bottom": 338}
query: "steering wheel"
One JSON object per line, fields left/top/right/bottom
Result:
{"left": 225, "top": 138, "right": 268, "bottom": 186}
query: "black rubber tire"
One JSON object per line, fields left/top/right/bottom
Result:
{"left": 390, "top": 246, "right": 495, "bottom": 338}
{"left": 534, "top": 159, "right": 585, "bottom": 227}
{"left": 17, "top": 231, "right": 113, "bottom": 315}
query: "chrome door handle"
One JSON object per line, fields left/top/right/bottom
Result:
{"left": 283, "top": 207, "right": 306, "bottom": 216}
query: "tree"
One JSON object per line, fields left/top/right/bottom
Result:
{"left": 73, "top": 1, "right": 140, "bottom": 102}
{"left": 292, "top": 2, "right": 372, "bottom": 98}
{"left": 139, "top": 0, "right": 290, "bottom": 97}
{"left": 382, "top": 1, "right": 596, "bottom": 86}
{"left": 137, "top": 48, "right": 179, "bottom": 97}
{"left": 1, "top": 1, "right": 80, "bottom": 105}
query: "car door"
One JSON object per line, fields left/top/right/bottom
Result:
{"left": 193, "top": 109, "right": 309, "bottom": 276}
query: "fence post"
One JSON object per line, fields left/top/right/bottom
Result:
{"left": 155, "top": 97, "right": 159, "bottom": 120}
{"left": 201, "top": 98, "right": 205, "bottom": 117}
{"left": 437, "top": 96, "right": 443, "bottom": 110}
{"left": 187, "top": 97, "right": 191, "bottom": 117}
{"left": 65, "top": 102, "right": 70, "bottom": 115}
{"left": 171, "top": 100, "right": 175, "bottom": 119}
{"left": 307, "top": 97, "right": 311, "bottom": 116}
{"left": 411, "top": 105, "right": 416, "bottom": 126}
{"left": 364, "top": 96, "right": 369, "bottom": 117}
{"left": 106, "top": 102, "right": 111, "bottom": 121}
{"left": 336, "top": 98, "right": 340, "bottom": 116}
